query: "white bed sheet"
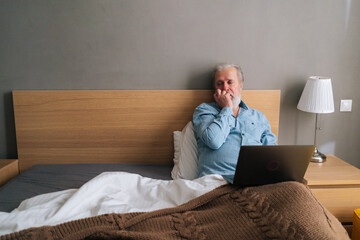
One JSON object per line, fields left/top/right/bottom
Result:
{"left": 0, "top": 172, "right": 227, "bottom": 236}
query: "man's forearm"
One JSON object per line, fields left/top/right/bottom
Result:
{"left": 194, "top": 107, "right": 234, "bottom": 150}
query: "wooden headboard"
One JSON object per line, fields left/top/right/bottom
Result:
{"left": 13, "top": 90, "right": 280, "bottom": 172}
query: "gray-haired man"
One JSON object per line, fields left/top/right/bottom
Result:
{"left": 193, "top": 63, "right": 277, "bottom": 182}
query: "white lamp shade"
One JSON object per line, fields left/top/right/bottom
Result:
{"left": 297, "top": 76, "right": 334, "bottom": 114}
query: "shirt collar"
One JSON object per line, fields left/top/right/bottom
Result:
{"left": 240, "top": 100, "right": 249, "bottom": 110}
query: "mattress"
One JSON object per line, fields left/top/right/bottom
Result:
{"left": 0, "top": 163, "right": 173, "bottom": 212}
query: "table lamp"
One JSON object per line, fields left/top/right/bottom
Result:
{"left": 297, "top": 76, "right": 334, "bottom": 163}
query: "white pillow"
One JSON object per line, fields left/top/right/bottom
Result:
{"left": 171, "top": 121, "right": 199, "bottom": 180}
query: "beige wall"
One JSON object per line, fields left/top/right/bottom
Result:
{"left": 0, "top": 0, "right": 359, "bottom": 167}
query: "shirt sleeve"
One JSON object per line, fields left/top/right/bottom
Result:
{"left": 260, "top": 114, "right": 277, "bottom": 145}
{"left": 193, "top": 103, "right": 235, "bottom": 150}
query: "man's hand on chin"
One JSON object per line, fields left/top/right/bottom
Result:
{"left": 213, "top": 89, "right": 233, "bottom": 110}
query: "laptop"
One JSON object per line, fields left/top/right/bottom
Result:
{"left": 232, "top": 145, "right": 315, "bottom": 186}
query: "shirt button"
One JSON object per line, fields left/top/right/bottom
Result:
{"left": 241, "top": 133, "right": 245, "bottom": 136}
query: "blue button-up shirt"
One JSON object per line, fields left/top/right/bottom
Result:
{"left": 193, "top": 101, "right": 277, "bottom": 182}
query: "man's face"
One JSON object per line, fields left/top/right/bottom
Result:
{"left": 214, "top": 67, "right": 243, "bottom": 98}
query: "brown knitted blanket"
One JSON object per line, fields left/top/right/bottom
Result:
{"left": 1, "top": 182, "right": 349, "bottom": 240}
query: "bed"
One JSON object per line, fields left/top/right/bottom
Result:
{"left": 0, "top": 90, "right": 349, "bottom": 239}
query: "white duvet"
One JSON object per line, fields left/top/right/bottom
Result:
{"left": 0, "top": 172, "right": 227, "bottom": 236}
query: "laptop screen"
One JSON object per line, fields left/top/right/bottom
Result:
{"left": 232, "top": 145, "right": 315, "bottom": 186}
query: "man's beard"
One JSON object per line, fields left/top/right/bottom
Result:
{"left": 230, "top": 92, "right": 241, "bottom": 110}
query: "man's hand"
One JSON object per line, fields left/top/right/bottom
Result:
{"left": 214, "top": 89, "right": 233, "bottom": 109}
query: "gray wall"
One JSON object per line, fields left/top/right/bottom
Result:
{"left": 1, "top": 0, "right": 359, "bottom": 167}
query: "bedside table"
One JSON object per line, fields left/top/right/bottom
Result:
{"left": 0, "top": 159, "right": 19, "bottom": 187}
{"left": 305, "top": 154, "right": 360, "bottom": 234}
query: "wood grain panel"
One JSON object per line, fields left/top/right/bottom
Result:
{"left": 13, "top": 90, "right": 280, "bottom": 172}
{"left": 310, "top": 188, "right": 360, "bottom": 223}
{"left": 305, "top": 155, "right": 360, "bottom": 187}
{"left": 0, "top": 159, "right": 19, "bottom": 186}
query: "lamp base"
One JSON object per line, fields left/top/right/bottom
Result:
{"left": 311, "top": 148, "right": 327, "bottom": 163}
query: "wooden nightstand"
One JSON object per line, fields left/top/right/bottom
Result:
{"left": 0, "top": 159, "right": 19, "bottom": 187}
{"left": 305, "top": 154, "right": 360, "bottom": 234}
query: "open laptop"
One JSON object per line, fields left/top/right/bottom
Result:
{"left": 232, "top": 145, "right": 315, "bottom": 186}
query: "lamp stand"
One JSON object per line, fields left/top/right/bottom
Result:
{"left": 312, "top": 113, "right": 327, "bottom": 163}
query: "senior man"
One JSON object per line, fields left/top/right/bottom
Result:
{"left": 193, "top": 63, "right": 277, "bottom": 182}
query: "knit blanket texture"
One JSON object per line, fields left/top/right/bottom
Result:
{"left": 1, "top": 182, "right": 349, "bottom": 240}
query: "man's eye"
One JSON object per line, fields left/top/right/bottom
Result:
{"left": 228, "top": 81, "right": 232, "bottom": 84}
